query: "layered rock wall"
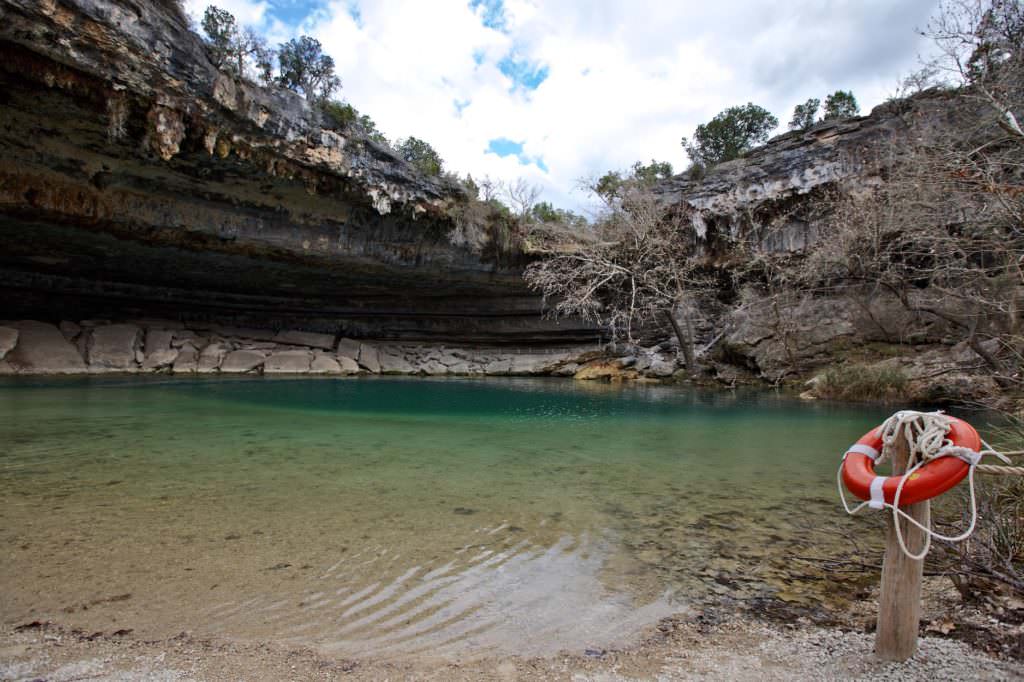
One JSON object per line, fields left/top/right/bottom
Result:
{"left": 0, "top": 0, "right": 596, "bottom": 351}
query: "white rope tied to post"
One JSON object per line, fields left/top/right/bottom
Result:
{"left": 838, "top": 410, "right": 1014, "bottom": 560}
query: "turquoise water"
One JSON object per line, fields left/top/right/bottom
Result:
{"left": 0, "top": 376, "right": 894, "bottom": 659}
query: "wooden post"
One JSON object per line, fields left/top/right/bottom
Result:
{"left": 875, "top": 424, "right": 931, "bottom": 661}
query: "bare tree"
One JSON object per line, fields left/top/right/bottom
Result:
{"left": 524, "top": 184, "right": 710, "bottom": 371}
{"left": 505, "top": 178, "right": 541, "bottom": 220}
{"left": 795, "top": 0, "right": 1024, "bottom": 387}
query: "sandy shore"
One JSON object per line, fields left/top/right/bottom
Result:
{"left": 3, "top": 614, "right": 1021, "bottom": 682}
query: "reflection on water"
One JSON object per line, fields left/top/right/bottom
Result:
{"left": 0, "top": 376, "right": 906, "bottom": 659}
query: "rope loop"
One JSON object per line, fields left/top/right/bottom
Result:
{"left": 838, "top": 409, "right": 1015, "bottom": 560}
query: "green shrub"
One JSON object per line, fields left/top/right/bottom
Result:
{"left": 319, "top": 100, "right": 358, "bottom": 130}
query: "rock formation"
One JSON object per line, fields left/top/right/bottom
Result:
{"left": 652, "top": 92, "right": 998, "bottom": 400}
{"left": 0, "top": 0, "right": 595, "bottom": 355}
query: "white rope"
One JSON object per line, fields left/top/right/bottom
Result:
{"left": 837, "top": 410, "right": 1012, "bottom": 560}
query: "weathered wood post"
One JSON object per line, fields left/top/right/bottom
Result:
{"left": 875, "top": 424, "right": 930, "bottom": 661}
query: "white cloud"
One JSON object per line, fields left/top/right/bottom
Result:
{"left": 203, "top": 0, "right": 943, "bottom": 212}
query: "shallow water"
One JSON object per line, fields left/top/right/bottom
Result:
{"left": 0, "top": 376, "right": 900, "bottom": 659}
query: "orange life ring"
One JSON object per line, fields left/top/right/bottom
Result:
{"left": 841, "top": 416, "right": 981, "bottom": 507}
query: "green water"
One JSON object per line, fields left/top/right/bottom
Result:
{"left": 0, "top": 376, "right": 894, "bottom": 659}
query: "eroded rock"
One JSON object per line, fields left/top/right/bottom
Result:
{"left": 4, "top": 321, "right": 86, "bottom": 373}
{"left": 358, "top": 344, "right": 381, "bottom": 373}
{"left": 336, "top": 337, "right": 361, "bottom": 359}
{"left": 0, "top": 326, "right": 18, "bottom": 360}
{"left": 336, "top": 355, "right": 360, "bottom": 374}
{"left": 220, "top": 350, "right": 266, "bottom": 373}
{"left": 172, "top": 345, "right": 199, "bottom": 373}
{"left": 197, "top": 342, "right": 228, "bottom": 373}
{"left": 87, "top": 324, "right": 141, "bottom": 370}
{"left": 274, "top": 330, "right": 335, "bottom": 351}
{"left": 264, "top": 350, "right": 312, "bottom": 373}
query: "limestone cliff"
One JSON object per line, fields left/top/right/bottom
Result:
{"left": 653, "top": 92, "right": 999, "bottom": 400}
{"left": 0, "top": 0, "right": 596, "bottom": 349}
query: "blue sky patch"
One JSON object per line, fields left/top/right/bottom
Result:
{"left": 266, "top": 0, "right": 327, "bottom": 26}
{"left": 346, "top": 1, "right": 363, "bottom": 27}
{"left": 487, "top": 137, "right": 523, "bottom": 157}
{"left": 469, "top": 0, "right": 507, "bottom": 31}
{"left": 486, "top": 138, "right": 549, "bottom": 173}
{"left": 498, "top": 55, "right": 549, "bottom": 91}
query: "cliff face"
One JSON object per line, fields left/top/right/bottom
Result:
{"left": 652, "top": 95, "right": 954, "bottom": 255}
{"left": 0, "top": 0, "right": 595, "bottom": 346}
{"left": 651, "top": 93, "right": 1000, "bottom": 400}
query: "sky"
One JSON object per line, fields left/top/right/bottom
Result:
{"left": 183, "top": 0, "right": 942, "bottom": 213}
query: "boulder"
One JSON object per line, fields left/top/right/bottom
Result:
{"left": 421, "top": 360, "right": 449, "bottom": 375}
{"left": 0, "top": 326, "right": 18, "bottom": 361}
{"left": 358, "top": 344, "right": 381, "bottom": 373}
{"left": 336, "top": 337, "right": 361, "bottom": 359}
{"left": 273, "top": 330, "right": 335, "bottom": 350}
{"left": 509, "top": 353, "right": 565, "bottom": 375}
{"left": 447, "top": 361, "right": 476, "bottom": 374}
{"left": 59, "top": 320, "right": 81, "bottom": 341}
{"left": 309, "top": 355, "right": 342, "bottom": 374}
{"left": 484, "top": 358, "right": 512, "bottom": 376}
{"left": 264, "top": 350, "right": 312, "bottom": 373}
{"left": 3, "top": 321, "right": 86, "bottom": 373}
{"left": 645, "top": 358, "right": 677, "bottom": 378}
{"left": 379, "top": 350, "right": 417, "bottom": 374}
{"left": 220, "top": 350, "right": 266, "bottom": 373}
{"left": 574, "top": 359, "right": 638, "bottom": 381}
{"left": 197, "top": 342, "right": 228, "bottom": 373}
{"left": 171, "top": 330, "right": 198, "bottom": 347}
{"left": 143, "top": 348, "right": 180, "bottom": 370}
{"left": 336, "top": 355, "right": 360, "bottom": 374}
{"left": 172, "top": 346, "right": 199, "bottom": 373}
{"left": 552, "top": 362, "right": 579, "bottom": 377}
{"left": 87, "top": 324, "right": 141, "bottom": 370}
{"left": 145, "top": 329, "right": 175, "bottom": 356}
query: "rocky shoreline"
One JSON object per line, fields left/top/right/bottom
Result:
{"left": 0, "top": 319, "right": 687, "bottom": 381}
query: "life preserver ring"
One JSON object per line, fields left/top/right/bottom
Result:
{"left": 841, "top": 416, "right": 981, "bottom": 507}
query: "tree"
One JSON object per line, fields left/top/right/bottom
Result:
{"left": 630, "top": 159, "right": 673, "bottom": 185}
{"left": 822, "top": 90, "right": 859, "bottom": 120}
{"left": 201, "top": 6, "right": 239, "bottom": 73}
{"left": 789, "top": 98, "right": 820, "bottom": 130}
{"left": 396, "top": 137, "right": 444, "bottom": 176}
{"left": 531, "top": 201, "right": 588, "bottom": 229}
{"left": 525, "top": 184, "right": 709, "bottom": 371}
{"left": 200, "top": 6, "right": 275, "bottom": 84}
{"left": 277, "top": 36, "right": 341, "bottom": 102}
{"left": 504, "top": 178, "right": 541, "bottom": 219}
{"left": 594, "top": 160, "right": 674, "bottom": 202}
{"left": 681, "top": 103, "right": 779, "bottom": 168}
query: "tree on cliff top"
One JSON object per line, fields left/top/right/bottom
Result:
{"left": 395, "top": 137, "right": 444, "bottom": 176}
{"left": 200, "top": 6, "right": 274, "bottom": 85}
{"left": 822, "top": 90, "right": 860, "bottom": 120}
{"left": 788, "top": 98, "right": 820, "bottom": 130}
{"left": 277, "top": 36, "right": 341, "bottom": 102}
{"left": 681, "top": 103, "right": 778, "bottom": 168}
{"left": 595, "top": 160, "right": 674, "bottom": 202}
